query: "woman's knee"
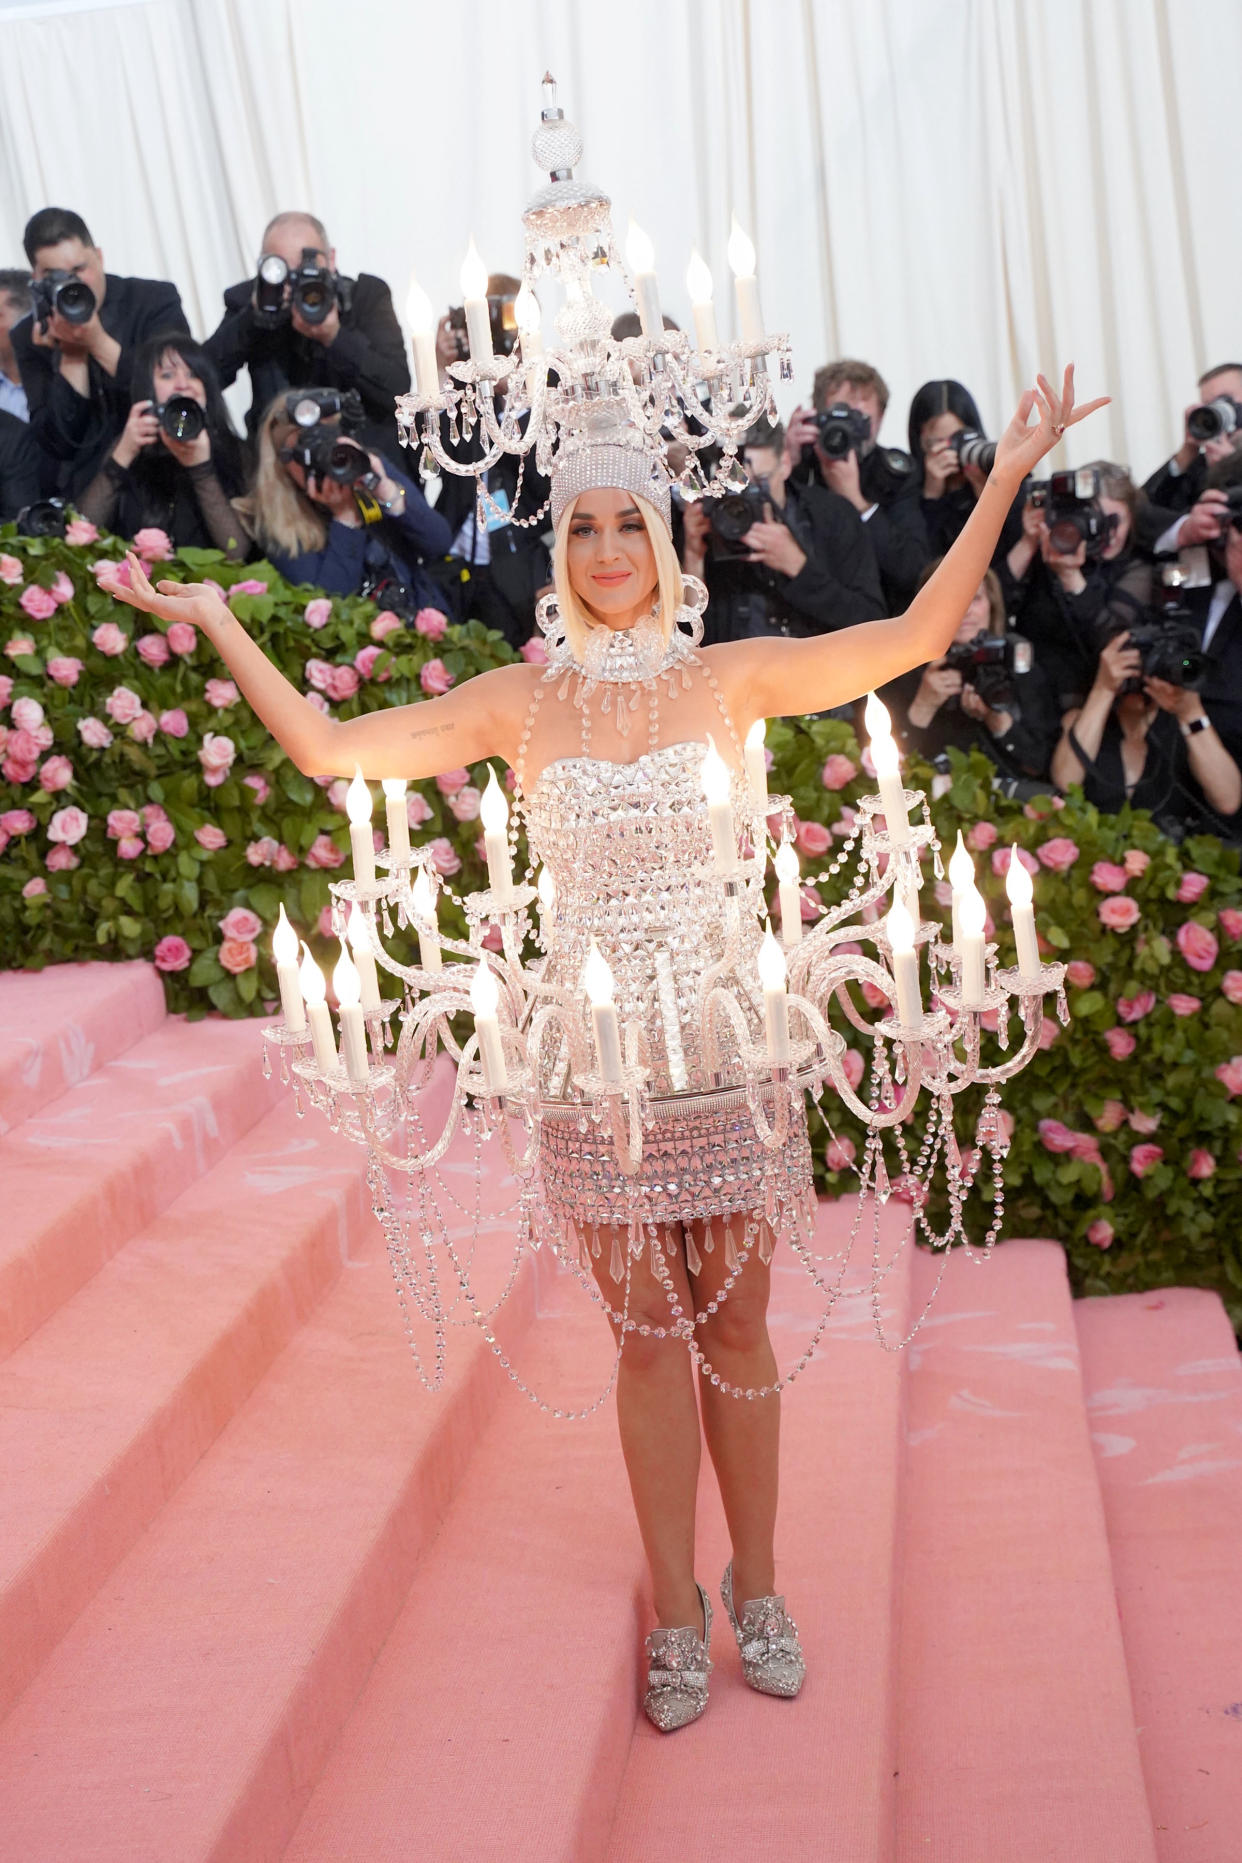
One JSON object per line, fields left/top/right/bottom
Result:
{"left": 695, "top": 1282, "right": 771, "bottom": 1358}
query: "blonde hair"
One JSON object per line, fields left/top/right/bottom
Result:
{"left": 233, "top": 393, "right": 331, "bottom": 558}
{"left": 552, "top": 493, "right": 684, "bottom": 662}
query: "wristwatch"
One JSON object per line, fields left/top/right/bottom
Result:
{"left": 1181, "top": 713, "right": 1211, "bottom": 738}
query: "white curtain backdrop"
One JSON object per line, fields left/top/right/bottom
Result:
{"left": 0, "top": 0, "right": 1239, "bottom": 477}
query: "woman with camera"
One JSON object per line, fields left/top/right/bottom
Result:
{"left": 76, "top": 334, "right": 248, "bottom": 559}
{"left": 908, "top": 378, "right": 1013, "bottom": 559}
{"left": 236, "top": 391, "right": 453, "bottom": 610}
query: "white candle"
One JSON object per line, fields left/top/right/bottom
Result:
{"left": 757, "top": 923, "right": 791, "bottom": 1065}
{"left": 480, "top": 765, "right": 514, "bottom": 906}
{"left": 1005, "top": 845, "right": 1042, "bottom": 981}
{"left": 515, "top": 281, "right": 543, "bottom": 362}
{"left": 382, "top": 777, "right": 411, "bottom": 865}
{"left": 686, "top": 249, "right": 718, "bottom": 353}
{"left": 299, "top": 943, "right": 337, "bottom": 1074}
{"left": 470, "top": 960, "right": 508, "bottom": 1094}
{"left": 333, "top": 943, "right": 370, "bottom": 1084}
{"left": 272, "top": 903, "right": 306, "bottom": 1034}
{"left": 653, "top": 949, "right": 688, "bottom": 1091}
{"left": 584, "top": 941, "right": 624, "bottom": 1083}
{"left": 948, "top": 829, "right": 975, "bottom": 952}
{"left": 346, "top": 902, "right": 382, "bottom": 1012}
{"left": 460, "top": 238, "right": 492, "bottom": 365}
{"left": 959, "top": 885, "right": 988, "bottom": 1008}
{"left": 700, "top": 738, "right": 738, "bottom": 876}
{"left": 625, "top": 219, "right": 663, "bottom": 340}
{"left": 727, "top": 215, "right": 764, "bottom": 344}
{"left": 405, "top": 276, "right": 438, "bottom": 397}
{"left": 536, "top": 865, "right": 556, "bottom": 923}
{"left": 864, "top": 692, "right": 910, "bottom": 847}
{"left": 411, "top": 865, "right": 442, "bottom": 971}
{"left": 887, "top": 898, "right": 922, "bottom": 1027}
{"left": 346, "top": 766, "right": 376, "bottom": 889}
{"left": 774, "top": 840, "right": 803, "bottom": 946}
{"left": 744, "top": 717, "right": 768, "bottom": 809}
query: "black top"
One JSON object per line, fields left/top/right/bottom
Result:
{"left": 78, "top": 445, "right": 249, "bottom": 557}
{"left": 884, "top": 658, "right": 1060, "bottom": 782}
{"left": 701, "top": 481, "right": 885, "bottom": 644}
{"left": 0, "top": 410, "right": 41, "bottom": 520}
{"left": 788, "top": 448, "right": 931, "bottom": 614}
{"left": 998, "top": 551, "right": 1152, "bottom": 714}
{"left": 432, "top": 411, "right": 553, "bottom": 646}
{"left": 1073, "top": 709, "right": 1194, "bottom": 820}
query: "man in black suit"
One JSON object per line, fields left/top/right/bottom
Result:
{"left": 204, "top": 211, "right": 409, "bottom": 458}
{"left": 1138, "top": 361, "right": 1242, "bottom": 553}
{"left": 1175, "top": 457, "right": 1242, "bottom": 770}
{"left": 11, "top": 207, "right": 188, "bottom": 501}
{"left": 0, "top": 410, "right": 41, "bottom": 519}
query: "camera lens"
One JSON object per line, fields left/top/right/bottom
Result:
{"left": 54, "top": 278, "right": 96, "bottom": 325}
{"left": 326, "top": 440, "right": 366, "bottom": 483}
{"left": 158, "top": 395, "right": 206, "bottom": 443}
{"left": 292, "top": 278, "right": 332, "bottom": 325}
{"left": 710, "top": 494, "right": 758, "bottom": 542}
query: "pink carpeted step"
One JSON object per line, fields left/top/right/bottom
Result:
{"left": 894, "top": 1238, "right": 1159, "bottom": 1863}
{"left": 1076, "top": 1287, "right": 1242, "bottom": 1863}
{"left": 0, "top": 1096, "right": 374, "bottom": 1721}
{"left": 0, "top": 1012, "right": 280, "bottom": 1358}
{"left": 0, "top": 1130, "right": 537, "bottom": 1863}
{"left": 0, "top": 959, "right": 165, "bottom": 1136}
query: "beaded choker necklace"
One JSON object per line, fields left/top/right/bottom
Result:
{"left": 535, "top": 575, "right": 707, "bottom": 690}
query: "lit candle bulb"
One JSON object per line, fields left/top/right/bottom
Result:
{"left": 774, "top": 839, "right": 803, "bottom": 945}
{"left": 346, "top": 766, "right": 376, "bottom": 889}
{"left": 459, "top": 238, "right": 492, "bottom": 365}
{"left": 686, "top": 249, "right": 718, "bottom": 352}
{"left": 958, "top": 884, "right": 988, "bottom": 1008}
{"left": 700, "top": 738, "right": 738, "bottom": 876}
{"left": 887, "top": 898, "right": 922, "bottom": 1027}
{"left": 625, "top": 218, "right": 663, "bottom": 341}
{"left": 470, "top": 960, "right": 508, "bottom": 1094}
{"left": 536, "top": 865, "right": 556, "bottom": 921}
{"left": 299, "top": 943, "right": 336, "bottom": 1074}
{"left": 405, "top": 275, "right": 438, "bottom": 397}
{"left": 346, "top": 902, "right": 382, "bottom": 1012}
{"left": 332, "top": 942, "right": 370, "bottom": 1084}
{"left": 480, "top": 765, "right": 514, "bottom": 907}
{"left": 1005, "top": 845, "right": 1042, "bottom": 982}
{"left": 515, "top": 280, "right": 543, "bottom": 361}
{"left": 757, "top": 922, "right": 791, "bottom": 1065}
{"left": 864, "top": 692, "right": 910, "bottom": 847}
{"left": 411, "top": 865, "right": 442, "bottom": 971}
{"left": 727, "top": 214, "right": 764, "bottom": 344}
{"left": 584, "top": 941, "right": 624, "bottom": 1084}
{"left": 382, "top": 777, "right": 410, "bottom": 865}
{"left": 744, "top": 717, "right": 768, "bottom": 808}
{"left": 948, "top": 829, "right": 975, "bottom": 951}
{"left": 272, "top": 903, "right": 306, "bottom": 1034}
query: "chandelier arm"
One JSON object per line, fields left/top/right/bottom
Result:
{"left": 359, "top": 1068, "right": 464, "bottom": 1174}
{"left": 414, "top": 418, "right": 510, "bottom": 479}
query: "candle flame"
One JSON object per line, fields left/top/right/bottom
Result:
{"left": 700, "top": 736, "right": 731, "bottom": 805}
{"left": 332, "top": 941, "right": 361, "bottom": 1008}
{"left": 727, "top": 214, "right": 757, "bottom": 278}
{"left": 686, "top": 248, "right": 714, "bottom": 304}
{"left": 346, "top": 766, "right": 373, "bottom": 825}
{"left": 404, "top": 275, "right": 433, "bottom": 334}
{"left": 863, "top": 690, "right": 892, "bottom": 742}
{"left": 625, "top": 217, "right": 656, "bottom": 275}
{"left": 411, "top": 865, "right": 436, "bottom": 917}
{"left": 272, "top": 902, "right": 298, "bottom": 966}
{"left": 745, "top": 717, "right": 766, "bottom": 751}
{"left": 1005, "top": 846, "right": 1034, "bottom": 904}
{"left": 960, "top": 884, "right": 988, "bottom": 938}
{"left": 459, "top": 237, "right": 488, "bottom": 302}
{"left": 583, "top": 940, "right": 615, "bottom": 1006}
{"left": 757, "top": 922, "right": 787, "bottom": 991}
{"left": 537, "top": 866, "right": 556, "bottom": 913}
{"left": 514, "top": 280, "right": 541, "bottom": 335}
{"left": 299, "top": 941, "right": 326, "bottom": 1005}
{"left": 470, "top": 960, "right": 500, "bottom": 1018}
{"left": 774, "top": 839, "right": 800, "bottom": 883}
{"left": 948, "top": 828, "right": 975, "bottom": 893}
{"left": 887, "top": 897, "right": 916, "bottom": 953}
{"left": 381, "top": 776, "right": 407, "bottom": 801}
{"left": 480, "top": 764, "right": 509, "bottom": 831}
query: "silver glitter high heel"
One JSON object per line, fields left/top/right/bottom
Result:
{"left": 642, "top": 1582, "right": 713, "bottom": 1732}
{"left": 720, "top": 1561, "right": 806, "bottom": 1699}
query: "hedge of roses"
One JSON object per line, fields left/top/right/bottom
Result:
{"left": 3, "top": 527, "right": 1242, "bottom": 1323}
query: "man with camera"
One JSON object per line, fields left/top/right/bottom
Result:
{"left": 205, "top": 211, "right": 410, "bottom": 459}
{"left": 682, "top": 414, "right": 884, "bottom": 644}
{"left": 11, "top": 208, "right": 188, "bottom": 501}
{"left": 1161, "top": 455, "right": 1242, "bottom": 769}
{"left": 1139, "top": 362, "right": 1242, "bottom": 550}
{"left": 783, "top": 359, "right": 929, "bottom": 613}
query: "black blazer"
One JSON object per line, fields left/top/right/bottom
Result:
{"left": 702, "top": 482, "right": 885, "bottom": 644}
{"left": 0, "top": 410, "right": 42, "bottom": 520}
{"left": 1183, "top": 579, "right": 1242, "bottom": 765}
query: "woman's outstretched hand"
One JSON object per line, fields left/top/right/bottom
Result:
{"left": 99, "top": 551, "right": 231, "bottom": 634}
{"left": 992, "top": 365, "right": 1110, "bottom": 487}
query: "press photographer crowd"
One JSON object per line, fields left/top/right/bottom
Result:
{"left": 3, "top": 203, "right": 1242, "bottom": 842}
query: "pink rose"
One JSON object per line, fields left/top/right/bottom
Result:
{"left": 1220, "top": 969, "right": 1242, "bottom": 1004}
{"left": 1129, "top": 1143, "right": 1164, "bottom": 1178}
{"left": 46, "top": 655, "right": 84, "bottom": 687}
{"left": 22, "top": 877, "right": 48, "bottom": 899}
{"left": 205, "top": 678, "right": 239, "bottom": 708}
{"left": 153, "top": 935, "right": 192, "bottom": 972}
{"left": 317, "top": 906, "right": 335, "bottom": 939}
{"left": 325, "top": 663, "right": 360, "bottom": 703}
{"left": 136, "top": 632, "right": 170, "bottom": 668}
{"left": 273, "top": 844, "right": 299, "bottom": 871}
{"left": 1187, "top": 1149, "right": 1216, "bottom": 1181}
{"left": 1098, "top": 896, "right": 1141, "bottom": 933}
{"left": 219, "top": 906, "right": 262, "bottom": 942}
{"left": 1104, "top": 1027, "right": 1136, "bottom": 1059}
{"left": 45, "top": 844, "right": 79, "bottom": 871}
{"left": 116, "top": 835, "right": 144, "bottom": 860}
{"left": 129, "top": 710, "right": 157, "bottom": 744}
{"left": 304, "top": 597, "right": 332, "bottom": 629}
{"left": 407, "top": 791, "right": 433, "bottom": 827}
{"left": 842, "top": 1048, "right": 865, "bottom": 1091}
{"left": 448, "top": 785, "right": 482, "bottom": 822}
{"left": 47, "top": 805, "right": 89, "bottom": 845}
{"left": 1128, "top": 1108, "right": 1161, "bottom": 1135}
{"left": 800, "top": 883, "right": 823, "bottom": 921}
{"left": 1090, "top": 861, "right": 1128, "bottom": 894}
{"left": 414, "top": 607, "right": 448, "bottom": 640}
{"left": 1218, "top": 907, "right": 1242, "bottom": 943}
{"left": 1093, "top": 1100, "right": 1126, "bottom": 1133}
{"left": 194, "top": 823, "right": 228, "bottom": 851}
{"left": 825, "top": 1137, "right": 856, "bottom": 1170}
{"left": 305, "top": 833, "right": 346, "bottom": 870}
{"left": 820, "top": 753, "right": 857, "bottom": 791}
{"left": 428, "top": 835, "right": 462, "bottom": 876}
{"left": 518, "top": 636, "right": 548, "bottom": 665}
{"left": 107, "top": 808, "right": 143, "bottom": 839}
{"left": 1176, "top": 920, "right": 1218, "bottom": 973}
{"left": 1123, "top": 848, "right": 1151, "bottom": 877}
{"left": 132, "top": 527, "right": 173, "bottom": 561}
{"left": 0, "top": 674, "right": 11, "bottom": 706}
{"left": 146, "top": 819, "right": 175, "bottom": 854}
{"left": 11, "top": 696, "right": 44, "bottom": 732}
{"left": 1037, "top": 836, "right": 1079, "bottom": 873}
{"left": 1216, "top": 1058, "right": 1242, "bottom": 1098}
{"left": 38, "top": 755, "right": 74, "bottom": 793}
{"left": 1037, "top": 1019, "right": 1059, "bottom": 1050}
{"left": 242, "top": 772, "right": 270, "bottom": 805}
{"left": 0, "top": 554, "right": 23, "bottom": 584}
{"left": 5, "top": 634, "right": 36, "bottom": 656}
{"left": 19, "top": 584, "right": 57, "bottom": 621}
{"left": 142, "top": 803, "right": 167, "bottom": 827}
{"left": 370, "top": 610, "right": 403, "bottom": 641}
{"left": 966, "top": 821, "right": 999, "bottom": 852}
{"left": 95, "top": 556, "right": 131, "bottom": 588}
{"left": 218, "top": 938, "right": 257, "bottom": 975}
{"left": 65, "top": 518, "right": 99, "bottom": 546}
{"left": 166, "top": 622, "right": 197, "bottom": 656}
{"left": 861, "top": 980, "right": 889, "bottom": 1011}
{"left": 795, "top": 818, "right": 831, "bottom": 858}
{"left": 1167, "top": 993, "right": 1201, "bottom": 1016}
{"left": 227, "top": 577, "right": 269, "bottom": 600}
{"left": 77, "top": 716, "right": 113, "bottom": 749}
{"left": 326, "top": 777, "right": 350, "bottom": 812}
{"left": 0, "top": 808, "right": 36, "bottom": 834}
{"left": 1177, "top": 871, "right": 1210, "bottom": 904}
{"left": 420, "top": 658, "right": 454, "bottom": 696}
{"left": 198, "top": 732, "right": 236, "bottom": 787}
{"left": 1116, "top": 990, "right": 1156, "bottom": 1024}
{"left": 1039, "top": 1119, "right": 1078, "bottom": 1154}
{"left": 1087, "top": 1220, "right": 1114, "bottom": 1250}
{"left": 48, "top": 570, "right": 74, "bottom": 607}
{"left": 245, "top": 837, "right": 279, "bottom": 866}
{"left": 104, "top": 685, "right": 144, "bottom": 725}
{"left": 305, "top": 658, "right": 333, "bottom": 695}
{"left": 159, "top": 708, "right": 189, "bottom": 738}
{"left": 435, "top": 768, "right": 471, "bottom": 797}
{"left": 992, "top": 845, "right": 1038, "bottom": 878}
{"left": 91, "top": 621, "right": 129, "bottom": 657}
{"left": 354, "top": 644, "right": 387, "bottom": 682}
{"left": 1066, "top": 960, "right": 1096, "bottom": 988}
{"left": 859, "top": 745, "right": 876, "bottom": 779}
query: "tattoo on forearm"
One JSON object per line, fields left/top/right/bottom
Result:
{"left": 409, "top": 721, "right": 456, "bottom": 740}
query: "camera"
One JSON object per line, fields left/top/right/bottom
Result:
{"left": 1100, "top": 571, "right": 1206, "bottom": 691}
{"left": 31, "top": 270, "right": 96, "bottom": 330}
{"left": 15, "top": 498, "right": 68, "bottom": 539}
{"left": 447, "top": 292, "right": 519, "bottom": 360}
{"left": 280, "top": 388, "right": 374, "bottom": 487}
{"left": 942, "top": 630, "right": 1033, "bottom": 712}
{"left": 811, "top": 402, "right": 871, "bottom": 460}
{"left": 706, "top": 480, "right": 772, "bottom": 561}
{"left": 150, "top": 395, "right": 206, "bottom": 444}
{"left": 859, "top": 445, "right": 916, "bottom": 501}
{"left": 949, "top": 429, "right": 998, "bottom": 474}
{"left": 1029, "top": 467, "right": 1114, "bottom": 559}
{"left": 1187, "top": 396, "right": 1242, "bottom": 445}
{"left": 252, "top": 248, "right": 345, "bottom": 328}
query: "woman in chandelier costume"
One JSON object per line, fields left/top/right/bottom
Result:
{"left": 106, "top": 365, "right": 1101, "bottom": 1732}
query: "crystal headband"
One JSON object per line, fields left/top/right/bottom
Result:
{"left": 550, "top": 440, "right": 673, "bottom": 534}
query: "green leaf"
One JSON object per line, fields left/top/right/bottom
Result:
{"left": 1043, "top": 924, "right": 1071, "bottom": 949}
{"left": 235, "top": 967, "right": 259, "bottom": 1003}
{"left": 116, "top": 914, "right": 142, "bottom": 939}
{"left": 188, "top": 950, "right": 224, "bottom": 987}
{"left": 279, "top": 766, "right": 316, "bottom": 808}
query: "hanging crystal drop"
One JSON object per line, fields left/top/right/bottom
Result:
{"left": 945, "top": 1124, "right": 962, "bottom": 1175}
{"left": 419, "top": 443, "right": 436, "bottom": 477}
{"left": 722, "top": 454, "right": 749, "bottom": 491}
{"left": 609, "top": 1232, "right": 624, "bottom": 1282}
{"left": 873, "top": 1149, "right": 891, "bottom": 1204}
{"left": 684, "top": 1224, "right": 703, "bottom": 1276}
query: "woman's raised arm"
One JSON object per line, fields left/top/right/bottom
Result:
{"left": 101, "top": 553, "right": 535, "bottom": 781}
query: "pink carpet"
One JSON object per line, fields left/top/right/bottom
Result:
{"left": 0, "top": 963, "right": 1238, "bottom": 1862}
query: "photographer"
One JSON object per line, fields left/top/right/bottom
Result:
{"left": 682, "top": 416, "right": 884, "bottom": 644}
{"left": 1139, "top": 361, "right": 1242, "bottom": 549}
{"left": 205, "top": 212, "right": 410, "bottom": 458}
{"left": 11, "top": 208, "right": 188, "bottom": 500}
{"left": 886, "top": 564, "right": 1058, "bottom": 781}
{"left": 0, "top": 270, "right": 32, "bottom": 421}
{"left": 75, "top": 334, "right": 248, "bottom": 559}
{"left": 0, "top": 411, "right": 41, "bottom": 520}
{"left": 1161, "top": 454, "right": 1242, "bottom": 766}
{"left": 235, "top": 389, "right": 452, "bottom": 610}
{"left": 785, "top": 359, "right": 929, "bottom": 612}
{"left": 908, "top": 379, "right": 1023, "bottom": 565}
